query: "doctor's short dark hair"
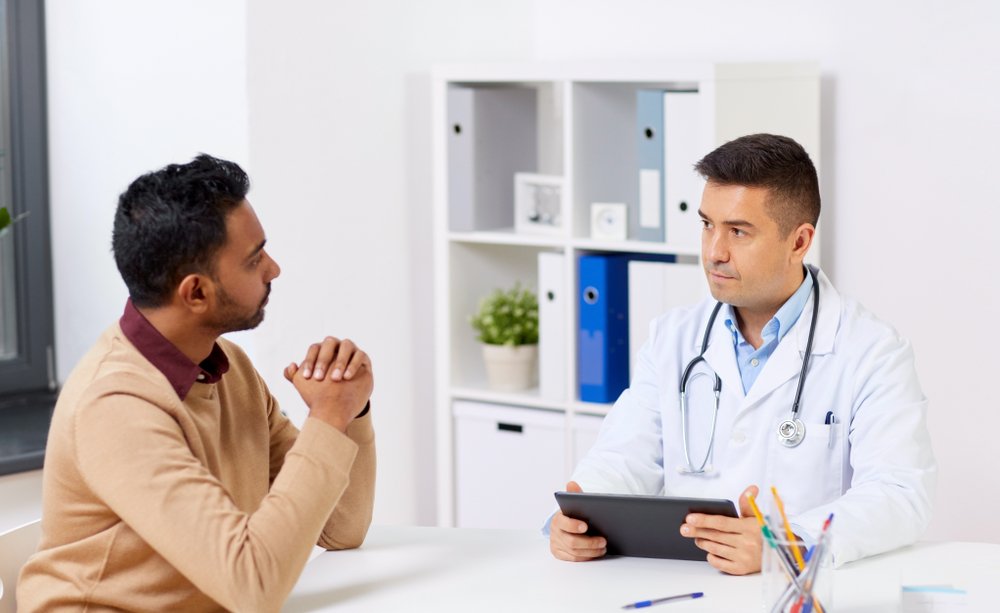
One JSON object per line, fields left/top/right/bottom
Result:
{"left": 694, "top": 133, "right": 820, "bottom": 236}
{"left": 112, "top": 154, "right": 250, "bottom": 308}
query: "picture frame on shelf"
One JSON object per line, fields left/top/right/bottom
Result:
{"left": 514, "top": 173, "right": 564, "bottom": 236}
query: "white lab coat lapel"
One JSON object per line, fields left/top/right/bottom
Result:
{"left": 741, "top": 268, "right": 841, "bottom": 412}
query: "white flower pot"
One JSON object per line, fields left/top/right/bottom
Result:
{"left": 481, "top": 344, "right": 538, "bottom": 392}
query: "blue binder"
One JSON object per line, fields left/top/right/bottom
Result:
{"left": 578, "top": 254, "right": 631, "bottom": 403}
{"left": 636, "top": 89, "right": 666, "bottom": 242}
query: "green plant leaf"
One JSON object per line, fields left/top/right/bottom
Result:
{"left": 469, "top": 282, "right": 539, "bottom": 346}
{"left": 0, "top": 207, "right": 11, "bottom": 231}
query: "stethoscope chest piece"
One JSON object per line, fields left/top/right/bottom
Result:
{"left": 777, "top": 418, "right": 806, "bottom": 447}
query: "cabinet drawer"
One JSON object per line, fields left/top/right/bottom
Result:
{"left": 454, "top": 401, "right": 566, "bottom": 529}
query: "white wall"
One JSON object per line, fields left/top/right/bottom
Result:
{"left": 4, "top": 0, "right": 997, "bottom": 544}
{"left": 244, "top": 0, "right": 533, "bottom": 525}
{"left": 46, "top": 0, "right": 250, "bottom": 381}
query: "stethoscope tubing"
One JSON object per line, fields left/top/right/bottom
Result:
{"left": 678, "top": 266, "right": 820, "bottom": 473}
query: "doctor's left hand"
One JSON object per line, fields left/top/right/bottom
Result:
{"left": 680, "top": 485, "right": 763, "bottom": 575}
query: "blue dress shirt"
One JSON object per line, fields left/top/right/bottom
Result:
{"left": 724, "top": 272, "right": 814, "bottom": 395}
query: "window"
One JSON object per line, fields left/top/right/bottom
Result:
{"left": 0, "top": 0, "right": 56, "bottom": 475}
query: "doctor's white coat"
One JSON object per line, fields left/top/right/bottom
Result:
{"left": 571, "top": 268, "right": 936, "bottom": 566}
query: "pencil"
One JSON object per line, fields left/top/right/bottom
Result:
{"left": 747, "top": 493, "right": 766, "bottom": 526}
{"left": 770, "top": 486, "right": 806, "bottom": 571}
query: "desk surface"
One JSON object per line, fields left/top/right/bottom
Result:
{"left": 287, "top": 526, "right": 996, "bottom": 612}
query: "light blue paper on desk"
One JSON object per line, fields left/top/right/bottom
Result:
{"left": 901, "top": 585, "right": 968, "bottom": 612}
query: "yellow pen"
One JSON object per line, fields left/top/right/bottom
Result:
{"left": 770, "top": 486, "right": 806, "bottom": 571}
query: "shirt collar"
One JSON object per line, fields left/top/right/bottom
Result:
{"left": 119, "top": 299, "right": 230, "bottom": 400}
{"left": 724, "top": 270, "right": 814, "bottom": 347}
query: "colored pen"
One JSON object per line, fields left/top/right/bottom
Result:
{"left": 770, "top": 486, "right": 807, "bottom": 571}
{"left": 622, "top": 592, "right": 704, "bottom": 609}
{"left": 762, "top": 523, "right": 800, "bottom": 580}
{"left": 793, "top": 514, "right": 834, "bottom": 613}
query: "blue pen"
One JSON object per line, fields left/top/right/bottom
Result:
{"left": 622, "top": 592, "right": 703, "bottom": 609}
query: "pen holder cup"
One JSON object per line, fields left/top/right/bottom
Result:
{"left": 761, "top": 534, "right": 833, "bottom": 613}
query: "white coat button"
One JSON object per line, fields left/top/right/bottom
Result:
{"left": 750, "top": 358, "right": 760, "bottom": 367}
{"left": 731, "top": 431, "right": 747, "bottom": 444}
{"left": 197, "top": 374, "right": 206, "bottom": 381}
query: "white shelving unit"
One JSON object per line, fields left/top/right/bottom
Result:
{"left": 432, "top": 61, "right": 820, "bottom": 528}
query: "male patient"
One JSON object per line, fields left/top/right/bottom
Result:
{"left": 18, "top": 155, "right": 375, "bottom": 611}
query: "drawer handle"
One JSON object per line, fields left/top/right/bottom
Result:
{"left": 497, "top": 422, "right": 523, "bottom": 433}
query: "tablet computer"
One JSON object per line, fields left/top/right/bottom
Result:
{"left": 554, "top": 492, "right": 738, "bottom": 561}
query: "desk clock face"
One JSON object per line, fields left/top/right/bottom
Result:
{"left": 591, "top": 202, "right": 627, "bottom": 240}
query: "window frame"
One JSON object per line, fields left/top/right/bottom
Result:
{"left": 0, "top": 0, "right": 55, "bottom": 397}
{"left": 0, "top": 0, "right": 56, "bottom": 477}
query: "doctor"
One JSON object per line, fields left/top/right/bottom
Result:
{"left": 549, "top": 134, "right": 935, "bottom": 574}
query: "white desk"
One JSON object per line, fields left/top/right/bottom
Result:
{"left": 287, "top": 526, "right": 996, "bottom": 612}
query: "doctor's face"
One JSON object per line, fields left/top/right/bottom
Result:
{"left": 698, "top": 183, "right": 811, "bottom": 319}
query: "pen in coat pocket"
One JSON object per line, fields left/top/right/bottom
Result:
{"left": 825, "top": 411, "right": 836, "bottom": 449}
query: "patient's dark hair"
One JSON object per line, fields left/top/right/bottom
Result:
{"left": 112, "top": 154, "right": 250, "bottom": 307}
{"left": 694, "top": 133, "right": 820, "bottom": 236}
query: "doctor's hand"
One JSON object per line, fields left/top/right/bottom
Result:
{"left": 549, "top": 481, "right": 607, "bottom": 562}
{"left": 680, "top": 485, "right": 763, "bottom": 575}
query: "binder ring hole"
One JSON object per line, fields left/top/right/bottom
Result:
{"left": 644, "top": 127, "right": 655, "bottom": 139}
{"left": 584, "top": 287, "right": 599, "bottom": 305}
{"left": 679, "top": 201, "right": 688, "bottom": 212}
{"left": 547, "top": 291, "right": 555, "bottom": 302}
{"left": 453, "top": 123, "right": 462, "bottom": 134}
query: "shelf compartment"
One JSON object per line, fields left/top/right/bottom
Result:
{"left": 445, "top": 82, "right": 566, "bottom": 234}
{"left": 448, "top": 242, "right": 559, "bottom": 390}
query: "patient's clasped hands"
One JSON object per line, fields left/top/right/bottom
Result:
{"left": 284, "top": 336, "right": 374, "bottom": 433}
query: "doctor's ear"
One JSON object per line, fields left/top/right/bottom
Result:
{"left": 790, "top": 223, "right": 815, "bottom": 256}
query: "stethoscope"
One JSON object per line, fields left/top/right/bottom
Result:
{"left": 678, "top": 266, "right": 820, "bottom": 474}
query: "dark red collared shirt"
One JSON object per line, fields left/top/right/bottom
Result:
{"left": 119, "top": 299, "right": 230, "bottom": 400}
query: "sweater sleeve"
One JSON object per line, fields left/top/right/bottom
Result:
{"left": 73, "top": 376, "right": 357, "bottom": 613}
{"left": 265, "top": 393, "right": 376, "bottom": 550}
{"left": 317, "top": 412, "right": 376, "bottom": 550}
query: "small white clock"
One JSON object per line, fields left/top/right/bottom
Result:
{"left": 590, "top": 202, "right": 627, "bottom": 241}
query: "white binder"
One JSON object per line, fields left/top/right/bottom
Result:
{"left": 627, "top": 259, "right": 707, "bottom": 378}
{"left": 664, "top": 91, "right": 705, "bottom": 249}
{"left": 538, "top": 252, "right": 567, "bottom": 400}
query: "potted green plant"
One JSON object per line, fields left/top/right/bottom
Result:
{"left": 470, "top": 283, "right": 539, "bottom": 391}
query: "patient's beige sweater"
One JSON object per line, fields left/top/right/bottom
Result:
{"left": 17, "top": 320, "right": 375, "bottom": 612}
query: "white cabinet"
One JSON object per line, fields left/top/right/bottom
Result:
{"left": 453, "top": 401, "right": 565, "bottom": 529}
{"left": 433, "top": 61, "right": 820, "bottom": 526}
